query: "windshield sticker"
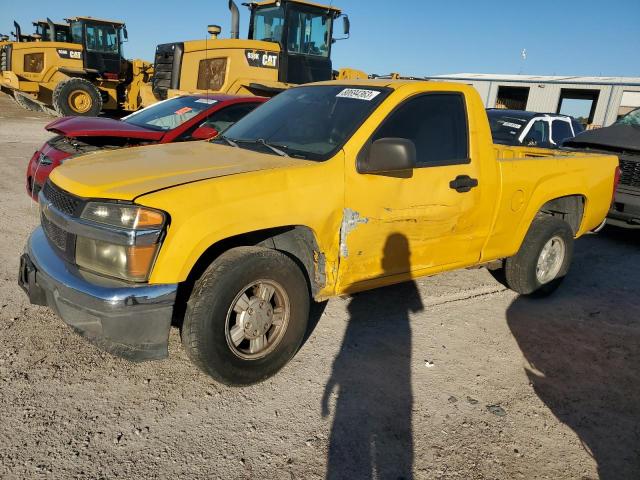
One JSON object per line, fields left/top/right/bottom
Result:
{"left": 336, "top": 88, "right": 381, "bottom": 101}
{"left": 175, "top": 107, "right": 193, "bottom": 115}
{"left": 501, "top": 121, "right": 522, "bottom": 129}
{"left": 195, "top": 99, "right": 218, "bottom": 105}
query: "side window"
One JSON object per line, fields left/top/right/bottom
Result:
{"left": 85, "top": 24, "right": 119, "bottom": 54}
{"left": 525, "top": 119, "right": 550, "bottom": 146}
{"left": 372, "top": 93, "right": 469, "bottom": 167}
{"left": 177, "top": 103, "right": 260, "bottom": 141}
{"left": 201, "top": 103, "right": 260, "bottom": 132}
{"left": 571, "top": 119, "right": 584, "bottom": 136}
{"left": 551, "top": 120, "right": 574, "bottom": 144}
{"left": 286, "top": 8, "right": 331, "bottom": 57}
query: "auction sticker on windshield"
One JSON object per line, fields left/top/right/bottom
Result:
{"left": 336, "top": 88, "right": 381, "bottom": 101}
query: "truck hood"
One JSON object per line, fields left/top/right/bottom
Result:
{"left": 45, "top": 116, "right": 165, "bottom": 141}
{"left": 563, "top": 124, "right": 640, "bottom": 153}
{"left": 50, "top": 141, "right": 316, "bottom": 200}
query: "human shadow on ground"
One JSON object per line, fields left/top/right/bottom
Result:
{"left": 322, "top": 233, "right": 423, "bottom": 480}
{"left": 507, "top": 226, "right": 640, "bottom": 479}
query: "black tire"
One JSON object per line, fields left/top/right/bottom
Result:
{"left": 52, "top": 78, "right": 103, "bottom": 116}
{"left": 182, "top": 247, "right": 310, "bottom": 385}
{"left": 12, "top": 92, "right": 43, "bottom": 112}
{"left": 504, "top": 216, "right": 574, "bottom": 296}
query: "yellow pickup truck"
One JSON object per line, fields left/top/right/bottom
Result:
{"left": 19, "top": 79, "right": 619, "bottom": 385}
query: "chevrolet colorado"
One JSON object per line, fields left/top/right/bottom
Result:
{"left": 19, "top": 79, "right": 619, "bottom": 385}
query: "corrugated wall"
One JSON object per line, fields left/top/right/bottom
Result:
{"left": 441, "top": 79, "right": 640, "bottom": 127}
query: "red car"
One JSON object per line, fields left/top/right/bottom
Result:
{"left": 26, "top": 94, "right": 267, "bottom": 200}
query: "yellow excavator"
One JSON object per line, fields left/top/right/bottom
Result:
{"left": 151, "top": 0, "right": 367, "bottom": 100}
{"left": 0, "top": 17, "right": 154, "bottom": 116}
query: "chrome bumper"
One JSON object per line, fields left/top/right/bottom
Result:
{"left": 19, "top": 227, "right": 178, "bottom": 361}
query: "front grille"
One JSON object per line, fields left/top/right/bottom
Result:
{"left": 40, "top": 181, "right": 84, "bottom": 263}
{"left": 41, "top": 213, "right": 68, "bottom": 251}
{"left": 42, "top": 181, "right": 83, "bottom": 216}
{"left": 619, "top": 156, "right": 640, "bottom": 188}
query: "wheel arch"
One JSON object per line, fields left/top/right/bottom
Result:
{"left": 536, "top": 194, "right": 586, "bottom": 236}
{"left": 181, "top": 225, "right": 326, "bottom": 298}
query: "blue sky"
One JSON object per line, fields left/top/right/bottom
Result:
{"left": 3, "top": 0, "right": 639, "bottom": 77}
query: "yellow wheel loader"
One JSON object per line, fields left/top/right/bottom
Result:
{"left": 151, "top": 0, "right": 367, "bottom": 100}
{"left": 0, "top": 17, "right": 154, "bottom": 116}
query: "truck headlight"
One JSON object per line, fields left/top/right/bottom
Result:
{"left": 75, "top": 202, "right": 167, "bottom": 282}
{"left": 75, "top": 238, "right": 160, "bottom": 282}
{"left": 81, "top": 202, "right": 165, "bottom": 229}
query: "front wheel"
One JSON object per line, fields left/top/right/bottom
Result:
{"left": 182, "top": 247, "right": 310, "bottom": 385}
{"left": 504, "top": 216, "right": 574, "bottom": 296}
{"left": 52, "top": 78, "right": 103, "bottom": 116}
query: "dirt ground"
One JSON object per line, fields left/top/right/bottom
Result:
{"left": 1, "top": 93, "right": 639, "bottom": 480}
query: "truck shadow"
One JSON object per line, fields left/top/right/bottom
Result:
{"left": 322, "top": 233, "right": 422, "bottom": 480}
{"left": 506, "top": 226, "right": 640, "bottom": 479}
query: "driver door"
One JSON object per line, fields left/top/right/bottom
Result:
{"left": 337, "top": 92, "right": 488, "bottom": 291}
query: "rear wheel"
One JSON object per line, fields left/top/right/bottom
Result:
{"left": 52, "top": 78, "right": 103, "bottom": 116}
{"left": 181, "top": 247, "right": 310, "bottom": 385}
{"left": 503, "top": 216, "right": 574, "bottom": 296}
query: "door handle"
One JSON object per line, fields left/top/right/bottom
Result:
{"left": 449, "top": 175, "right": 478, "bottom": 193}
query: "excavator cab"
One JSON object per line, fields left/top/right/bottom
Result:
{"left": 66, "top": 17, "right": 127, "bottom": 79}
{"left": 247, "top": 0, "right": 344, "bottom": 84}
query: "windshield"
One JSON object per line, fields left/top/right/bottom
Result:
{"left": 219, "top": 85, "right": 391, "bottom": 160}
{"left": 487, "top": 111, "right": 528, "bottom": 144}
{"left": 616, "top": 107, "right": 640, "bottom": 126}
{"left": 123, "top": 96, "right": 217, "bottom": 131}
{"left": 252, "top": 6, "right": 285, "bottom": 42}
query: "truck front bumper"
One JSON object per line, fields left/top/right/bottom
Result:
{"left": 19, "top": 228, "right": 178, "bottom": 361}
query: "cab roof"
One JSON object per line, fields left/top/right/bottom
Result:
{"left": 65, "top": 16, "right": 126, "bottom": 26}
{"left": 311, "top": 78, "right": 434, "bottom": 89}
{"left": 253, "top": 0, "right": 341, "bottom": 14}
{"left": 33, "top": 20, "right": 69, "bottom": 27}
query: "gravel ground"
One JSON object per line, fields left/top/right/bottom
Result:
{"left": 1, "top": 93, "right": 639, "bottom": 479}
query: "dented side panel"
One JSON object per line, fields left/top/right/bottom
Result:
{"left": 335, "top": 83, "right": 501, "bottom": 291}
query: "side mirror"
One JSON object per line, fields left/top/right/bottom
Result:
{"left": 333, "top": 15, "right": 350, "bottom": 42}
{"left": 191, "top": 125, "right": 218, "bottom": 140}
{"left": 123, "top": 27, "right": 129, "bottom": 41}
{"left": 358, "top": 138, "right": 416, "bottom": 174}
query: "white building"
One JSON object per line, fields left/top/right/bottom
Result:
{"left": 432, "top": 73, "right": 640, "bottom": 128}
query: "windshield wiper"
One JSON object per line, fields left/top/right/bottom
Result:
{"left": 256, "top": 139, "right": 289, "bottom": 157}
{"left": 218, "top": 135, "right": 239, "bottom": 148}
{"left": 235, "top": 138, "right": 289, "bottom": 157}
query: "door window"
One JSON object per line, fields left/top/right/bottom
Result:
{"left": 286, "top": 8, "right": 331, "bottom": 57}
{"left": 371, "top": 93, "right": 469, "bottom": 167}
{"left": 85, "top": 23, "right": 119, "bottom": 54}
{"left": 551, "top": 120, "right": 574, "bottom": 145}
{"left": 252, "top": 6, "right": 285, "bottom": 43}
{"left": 524, "top": 119, "right": 550, "bottom": 146}
{"left": 200, "top": 103, "right": 260, "bottom": 133}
